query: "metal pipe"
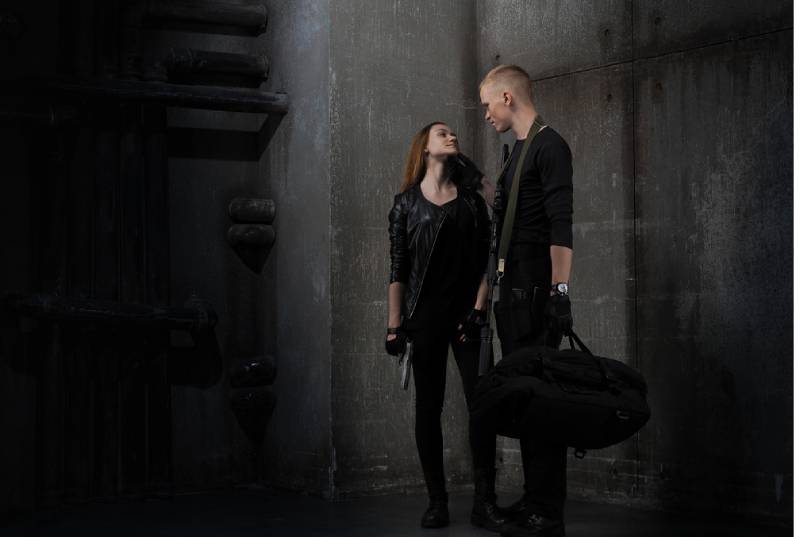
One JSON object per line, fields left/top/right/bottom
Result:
{"left": 145, "top": 1, "right": 268, "bottom": 34}
{"left": 36, "top": 78, "right": 288, "bottom": 113}
{"left": 0, "top": 105, "right": 78, "bottom": 127}
{"left": 228, "top": 198, "right": 275, "bottom": 224}
{"left": 164, "top": 48, "right": 269, "bottom": 80}
{"left": 4, "top": 293, "right": 217, "bottom": 332}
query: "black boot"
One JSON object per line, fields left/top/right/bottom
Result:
{"left": 421, "top": 494, "right": 449, "bottom": 528}
{"left": 500, "top": 511, "right": 565, "bottom": 537}
{"left": 500, "top": 495, "right": 530, "bottom": 522}
{"left": 470, "top": 467, "right": 511, "bottom": 532}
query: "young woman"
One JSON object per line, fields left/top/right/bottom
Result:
{"left": 386, "top": 122, "right": 508, "bottom": 531}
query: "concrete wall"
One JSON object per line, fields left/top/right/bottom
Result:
{"left": 477, "top": 0, "right": 792, "bottom": 521}
{"left": 328, "top": 0, "right": 479, "bottom": 497}
{"left": 138, "top": 1, "right": 333, "bottom": 493}
{"left": 258, "top": 0, "right": 333, "bottom": 494}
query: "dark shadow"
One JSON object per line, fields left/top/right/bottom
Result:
{"left": 231, "top": 244, "right": 273, "bottom": 274}
{"left": 168, "top": 127, "right": 259, "bottom": 161}
{"left": 167, "top": 329, "right": 223, "bottom": 389}
{"left": 146, "top": 20, "right": 265, "bottom": 37}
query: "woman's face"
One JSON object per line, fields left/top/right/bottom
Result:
{"left": 425, "top": 124, "right": 459, "bottom": 159}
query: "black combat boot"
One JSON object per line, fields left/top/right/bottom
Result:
{"left": 500, "top": 495, "right": 530, "bottom": 522}
{"left": 470, "top": 467, "right": 511, "bottom": 532}
{"left": 499, "top": 511, "right": 565, "bottom": 537}
{"left": 420, "top": 493, "right": 449, "bottom": 528}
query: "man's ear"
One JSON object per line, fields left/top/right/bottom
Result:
{"left": 502, "top": 91, "right": 512, "bottom": 106}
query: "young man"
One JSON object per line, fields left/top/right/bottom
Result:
{"left": 478, "top": 64, "right": 574, "bottom": 537}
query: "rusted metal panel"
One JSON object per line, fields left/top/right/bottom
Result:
{"left": 634, "top": 0, "right": 792, "bottom": 58}
{"left": 634, "top": 31, "right": 792, "bottom": 519}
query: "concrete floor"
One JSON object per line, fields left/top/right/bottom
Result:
{"left": 1, "top": 489, "right": 791, "bottom": 537}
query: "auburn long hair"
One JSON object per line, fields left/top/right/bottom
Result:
{"left": 399, "top": 121, "right": 445, "bottom": 193}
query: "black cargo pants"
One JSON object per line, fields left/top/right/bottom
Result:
{"left": 492, "top": 243, "right": 567, "bottom": 520}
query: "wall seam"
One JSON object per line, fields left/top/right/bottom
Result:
{"left": 629, "top": 0, "right": 642, "bottom": 499}
{"left": 470, "top": 0, "right": 480, "bottom": 154}
{"left": 326, "top": 0, "right": 336, "bottom": 501}
{"left": 528, "top": 25, "right": 793, "bottom": 84}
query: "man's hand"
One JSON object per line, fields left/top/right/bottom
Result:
{"left": 385, "top": 328, "right": 408, "bottom": 356}
{"left": 545, "top": 294, "right": 573, "bottom": 334}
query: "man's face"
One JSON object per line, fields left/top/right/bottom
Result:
{"left": 480, "top": 84, "right": 511, "bottom": 133}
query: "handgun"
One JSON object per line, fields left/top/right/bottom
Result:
{"left": 399, "top": 338, "right": 414, "bottom": 390}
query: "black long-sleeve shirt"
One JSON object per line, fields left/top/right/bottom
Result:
{"left": 498, "top": 126, "right": 574, "bottom": 248}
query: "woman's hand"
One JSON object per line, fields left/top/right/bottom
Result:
{"left": 385, "top": 327, "right": 408, "bottom": 356}
{"left": 456, "top": 308, "right": 487, "bottom": 343}
{"left": 455, "top": 153, "right": 485, "bottom": 191}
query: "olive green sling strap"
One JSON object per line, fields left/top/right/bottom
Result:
{"left": 496, "top": 115, "right": 547, "bottom": 279}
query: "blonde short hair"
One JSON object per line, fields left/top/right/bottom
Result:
{"left": 479, "top": 64, "right": 533, "bottom": 102}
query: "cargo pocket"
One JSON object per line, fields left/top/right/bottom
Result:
{"left": 529, "top": 284, "right": 549, "bottom": 339}
{"left": 510, "top": 286, "right": 535, "bottom": 339}
{"left": 496, "top": 284, "right": 538, "bottom": 347}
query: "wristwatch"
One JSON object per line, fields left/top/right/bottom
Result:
{"left": 551, "top": 282, "right": 569, "bottom": 296}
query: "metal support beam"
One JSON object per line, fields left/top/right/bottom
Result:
{"left": 4, "top": 293, "right": 217, "bottom": 332}
{"left": 147, "top": 48, "right": 270, "bottom": 86}
{"left": 26, "top": 78, "right": 288, "bottom": 114}
{"left": 145, "top": 1, "right": 268, "bottom": 34}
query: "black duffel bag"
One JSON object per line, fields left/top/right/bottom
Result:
{"left": 469, "top": 329, "right": 650, "bottom": 455}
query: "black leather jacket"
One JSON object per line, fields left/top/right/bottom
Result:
{"left": 388, "top": 183, "right": 491, "bottom": 319}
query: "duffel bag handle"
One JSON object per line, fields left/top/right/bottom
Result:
{"left": 566, "top": 328, "right": 592, "bottom": 356}
{"left": 566, "top": 328, "right": 615, "bottom": 391}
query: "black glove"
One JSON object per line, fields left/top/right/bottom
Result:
{"left": 457, "top": 308, "right": 486, "bottom": 341}
{"left": 545, "top": 293, "right": 573, "bottom": 334}
{"left": 385, "top": 327, "right": 408, "bottom": 356}
{"left": 455, "top": 153, "right": 484, "bottom": 191}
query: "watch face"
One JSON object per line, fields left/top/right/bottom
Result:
{"left": 556, "top": 283, "right": 569, "bottom": 294}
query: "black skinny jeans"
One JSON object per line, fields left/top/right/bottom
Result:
{"left": 406, "top": 319, "right": 495, "bottom": 500}
{"left": 492, "top": 244, "right": 567, "bottom": 520}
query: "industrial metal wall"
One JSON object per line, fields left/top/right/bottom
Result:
{"left": 328, "top": 0, "right": 480, "bottom": 497}
{"left": 0, "top": 0, "right": 288, "bottom": 514}
{"left": 477, "top": 0, "right": 793, "bottom": 521}
{"left": 260, "top": 0, "right": 333, "bottom": 495}
{"left": 0, "top": 0, "right": 791, "bottom": 525}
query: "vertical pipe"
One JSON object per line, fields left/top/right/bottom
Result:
{"left": 143, "top": 103, "right": 172, "bottom": 494}
{"left": 66, "top": 122, "right": 95, "bottom": 501}
{"left": 95, "top": 0, "right": 121, "bottom": 78}
{"left": 32, "top": 124, "right": 70, "bottom": 507}
{"left": 92, "top": 106, "right": 121, "bottom": 498}
{"left": 118, "top": 102, "right": 146, "bottom": 495}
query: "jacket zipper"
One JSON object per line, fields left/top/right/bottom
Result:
{"left": 407, "top": 211, "right": 447, "bottom": 319}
